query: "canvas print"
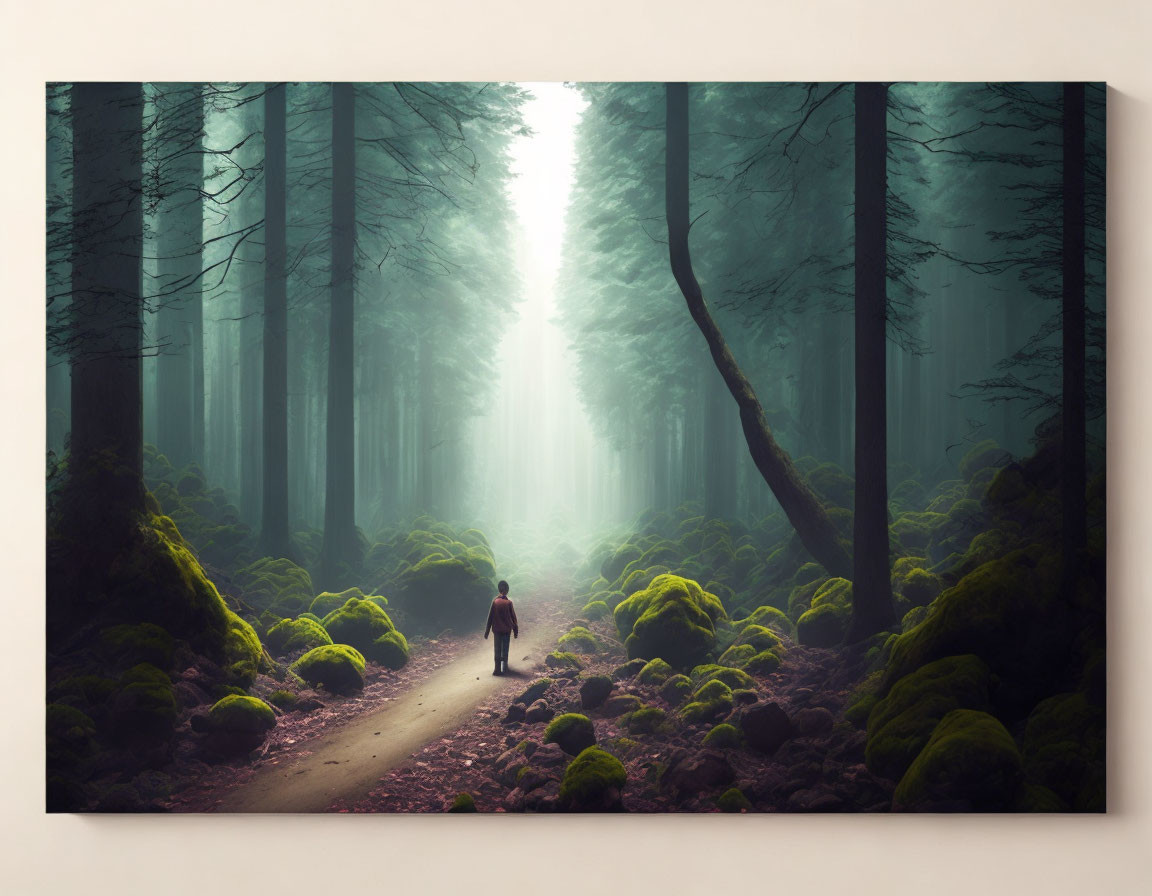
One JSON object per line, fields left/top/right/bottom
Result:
{"left": 45, "top": 81, "right": 1105, "bottom": 813}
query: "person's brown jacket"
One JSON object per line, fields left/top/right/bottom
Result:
{"left": 484, "top": 596, "right": 519, "bottom": 637}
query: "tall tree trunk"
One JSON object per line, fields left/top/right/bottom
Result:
{"left": 66, "top": 82, "right": 146, "bottom": 538}
{"left": 153, "top": 83, "right": 204, "bottom": 470}
{"left": 664, "top": 82, "right": 851, "bottom": 578}
{"left": 262, "top": 82, "right": 291, "bottom": 558}
{"left": 320, "top": 82, "right": 360, "bottom": 585}
{"left": 1062, "top": 82, "right": 1087, "bottom": 588}
{"left": 848, "top": 82, "right": 897, "bottom": 641}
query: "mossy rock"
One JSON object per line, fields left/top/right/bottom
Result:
{"left": 309, "top": 586, "right": 367, "bottom": 619}
{"left": 600, "top": 544, "right": 642, "bottom": 584}
{"left": 448, "top": 792, "right": 477, "bottom": 813}
{"left": 901, "top": 605, "right": 929, "bottom": 633}
{"left": 579, "top": 674, "right": 613, "bottom": 709}
{"left": 742, "top": 605, "right": 794, "bottom": 637}
{"left": 612, "top": 658, "right": 648, "bottom": 680}
{"left": 717, "top": 644, "right": 757, "bottom": 668}
{"left": 264, "top": 617, "right": 333, "bottom": 656}
{"left": 1020, "top": 691, "right": 1105, "bottom": 809}
{"left": 703, "top": 723, "right": 744, "bottom": 749}
{"left": 99, "top": 623, "right": 175, "bottom": 671}
{"left": 544, "top": 713, "right": 596, "bottom": 756}
{"left": 580, "top": 600, "right": 610, "bottom": 620}
{"left": 637, "top": 658, "right": 674, "bottom": 685}
{"left": 797, "top": 603, "right": 850, "bottom": 647}
{"left": 614, "top": 574, "right": 726, "bottom": 670}
{"left": 545, "top": 651, "right": 583, "bottom": 671}
{"left": 680, "top": 679, "right": 734, "bottom": 723}
{"left": 108, "top": 663, "right": 178, "bottom": 743}
{"left": 716, "top": 786, "right": 752, "bottom": 812}
{"left": 208, "top": 694, "right": 276, "bottom": 734}
{"left": 883, "top": 548, "right": 1065, "bottom": 699}
{"left": 267, "top": 689, "right": 298, "bottom": 709}
{"left": 900, "top": 568, "right": 943, "bottom": 607}
{"left": 787, "top": 576, "right": 828, "bottom": 620}
{"left": 959, "top": 439, "right": 1010, "bottom": 480}
{"left": 620, "top": 706, "right": 668, "bottom": 735}
{"left": 558, "top": 626, "right": 601, "bottom": 654}
{"left": 659, "top": 674, "right": 693, "bottom": 706}
{"left": 515, "top": 678, "right": 554, "bottom": 706}
{"left": 370, "top": 630, "right": 410, "bottom": 670}
{"left": 558, "top": 746, "right": 627, "bottom": 811}
{"left": 397, "top": 555, "right": 494, "bottom": 630}
{"left": 894, "top": 709, "right": 1023, "bottom": 810}
{"left": 603, "top": 694, "right": 644, "bottom": 716}
{"left": 290, "top": 644, "right": 366, "bottom": 693}
{"left": 865, "top": 654, "right": 993, "bottom": 782}
{"left": 743, "top": 650, "right": 784, "bottom": 675}
{"left": 321, "top": 597, "right": 405, "bottom": 666}
{"left": 732, "top": 623, "right": 785, "bottom": 654}
{"left": 691, "top": 664, "right": 755, "bottom": 691}
{"left": 223, "top": 610, "right": 264, "bottom": 687}
{"left": 806, "top": 462, "right": 854, "bottom": 508}
{"left": 46, "top": 703, "right": 98, "bottom": 768}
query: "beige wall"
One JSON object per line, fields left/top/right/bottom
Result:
{"left": 4, "top": 1, "right": 1149, "bottom": 893}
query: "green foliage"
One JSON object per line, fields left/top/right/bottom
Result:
{"left": 236, "top": 557, "right": 314, "bottom": 617}
{"left": 310, "top": 586, "right": 368, "bottom": 619}
{"left": 559, "top": 746, "right": 627, "bottom": 811}
{"left": 544, "top": 713, "right": 597, "bottom": 756}
{"left": 290, "top": 644, "right": 366, "bottom": 693}
{"left": 448, "top": 792, "right": 477, "bottom": 813}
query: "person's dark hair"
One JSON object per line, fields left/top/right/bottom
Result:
{"left": 498, "top": 580, "right": 509, "bottom": 595}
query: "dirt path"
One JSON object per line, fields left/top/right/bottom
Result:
{"left": 212, "top": 603, "right": 565, "bottom": 813}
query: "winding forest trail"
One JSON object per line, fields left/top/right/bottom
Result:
{"left": 212, "top": 594, "right": 567, "bottom": 813}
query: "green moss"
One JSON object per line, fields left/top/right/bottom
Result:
{"left": 543, "top": 713, "right": 596, "bottom": 756}
{"left": 806, "top": 462, "right": 854, "bottom": 507}
{"left": 558, "top": 626, "right": 601, "bottom": 654}
{"left": 691, "top": 664, "right": 755, "bottom": 691}
{"left": 1020, "top": 691, "right": 1105, "bottom": 809}
{"left": 865, "top": 654, "right": 993, "bottom": 782}
{"left": 787, "top": 576, "right": 828, "bottom": 620}
{"left": 310, "top": 587, "right": 367, "bottom": 619}
{"left": 290, "top": 644, "right": 366, "bottom": 693}
{"left": 545, "top": 651, "right": 583, "bottom": 671}
{"left": 894, "top": 709, "right": 1023, "bottom": 810}
{"left": 299, "top": 612, "right": 322, "bottom": 624}
{"left": 99, "top": 623, "right": 175, "bottom": 670}
{"left": 601, "top": 544, "right": 642, "bottom": 584}
{"left": 223, "top": 610, "right": 263, "bottom": 687}
{"left": 703, "top": 723, "right": 744, "bottom": 749}
{"left": 891, "top": 511, "right": 947, "bottom": 551}
{"left": 46, "top": 703, "right": 97, "bottom": 766}
{"left": 370, "top": 630, "right": 410, "bottom": 670}
{"left": 660, "top": 674, "right": 693, "bottom": 705}
{"left": 515, "top": 678, "right": 554, "bottom": 705}
{"left": 264, "top": 617, "right": 333, "bottom": 656}
{"left": 448, "top": 792, "right": 477, "bottom": 813}
{"left": 717, "top": 644, "right": 757, "bottom": 668}
{"left": 614, "top": 574, "right": 726, "bottom": 670}
{"left": 397, "top": 554, "right": 494, "bottom": 629}
{"left": 620, "top": 706, "right": 668, "bottom": 735}
{"left": 900, "top": 568, "right": 943, "bottom": 607}
{"left": 680, "top": 679, "right": 734, "bottom": 723}
{"left": 559, "top": 746, "right": 627, "bottom": 811}
{"left": 581, "top": 600, "right": 610, "bottom": 620}
{"left": 796, "top": 603, "right": 850, "bottom": 647}
{"left": 743, "top": 650, "right": 783, "bottom": 675}
{"left": 959, "top": 439, "right": 1010, "bottom": 480}
{"left": 901, "top": 605, "right": 929, "bottom": 633}
{"left": 637, "top": 658, "right": 674, "bottom": 685}
{"left": 715, "top": 786, "right": 752, "bottom": 812}
{"left": 109, "top": 663, "right": 178, "bottom": 741}
{"left": 267, "top": 689, "right": 298, "bottom": 709}
{"left": 742, "top": 605, "right": 794, "bottom": 637}
{"left": 321, "top": 597, "right": 405, "bottom": 666}
{"left": 732, "top": 624, "right": 785, "bottom": 654}
{"left": 208, "top": 695, "right": 276, "bottom": 734}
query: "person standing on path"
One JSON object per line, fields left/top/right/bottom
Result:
{"left": 484, "top": 580, "right": 519, "bottom": 676}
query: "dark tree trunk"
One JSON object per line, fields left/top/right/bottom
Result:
{"left": 153, "top": 84, "right": 204, "bottom": 470}
{"left": 664, "top": 82, "right": 851, "bottom": 578}
{"left": 66, "top": 82, "right": 146, "bottom": 539}
{"left": 1062, "top": 82, "right": 1087, "bottom": 588}
{"left": 261, "top": 82, "right": 291, "bottom": 558}
{"left": 320, "top": 82, "right": 360, "bottom": 585}
{"left": 848, "top": 82, "right": 897, "bottom": 641}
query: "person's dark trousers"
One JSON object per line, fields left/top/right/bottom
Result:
{"left": 493, "top": 632, "right": 511, "bottom": 673}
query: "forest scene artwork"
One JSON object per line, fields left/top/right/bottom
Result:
{"left": 45, "top": 81, "right": 1105, "bottom": 814}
